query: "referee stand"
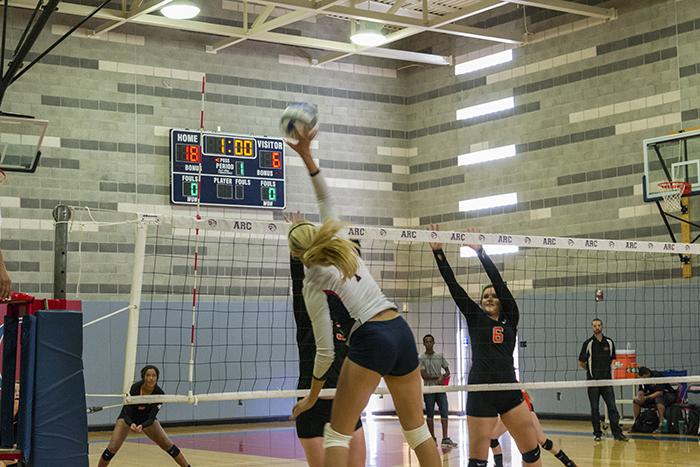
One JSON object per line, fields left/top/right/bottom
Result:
{"left": 0, "top": 293, "right": 88, "bottom": 466}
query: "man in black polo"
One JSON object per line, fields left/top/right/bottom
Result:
{"left": 578, "top": 318, "right": 628, "bottom": 442}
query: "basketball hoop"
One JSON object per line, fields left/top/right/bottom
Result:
{"left": 658, "top": 180, "right": 691, "bottom": 212}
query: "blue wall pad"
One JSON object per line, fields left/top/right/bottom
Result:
{"left": 31, "top": 311, "right": 88, "bottom": 467}
{"left": 19, "top": 314, "right": 37, "bottom": 461}
{"left": 1, "top": 315, "right": 19, "bottom": 448}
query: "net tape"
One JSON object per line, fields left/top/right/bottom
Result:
{"left": 142, "top": 213, "right": 700, "bottom": 256}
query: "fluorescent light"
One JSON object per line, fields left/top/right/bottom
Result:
{"left": 161, "top": 1, "right": 200, "bottom": 19}
{"left": 458, "top": 144, "right": 517, "bottom": 167}
{"left": 351, "top": 21, "right": 386, "bottom": 47}
{"left": 459, "top": 192, "right": 518, "bottom": 212}
{"left": 455, "top": 49, "right": 513, "bottom": 76}
{"left": 461, "top": 245, "right": 520, "bottom": 257}
{"left": 456, "top": 97, "right": 514, "bottom": 121}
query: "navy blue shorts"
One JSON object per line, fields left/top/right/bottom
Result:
{"left": 296, "top": 398, "right": 362, "bottom": 439}
{"left": 347, "top": 316, "right": 419, "bottom": 377}
{"left": 467, "top": 389, "right": 523, "bottom": 417}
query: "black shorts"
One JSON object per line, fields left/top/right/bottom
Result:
{"left": 347, "top": 316, "right": 419, "bottom": 377}
{"left": 467, "top": 389, "right": 524, "bottom": 417}
{"left": 295, "top": 398, "right": 362, "bottom": 439}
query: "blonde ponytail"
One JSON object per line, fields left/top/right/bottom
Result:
{"left": 288, "top": 219, "right": 359, "bottom": 279}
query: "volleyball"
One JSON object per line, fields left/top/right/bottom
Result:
{"left": 279, "top": 102, "right": 319, "bottom": 140}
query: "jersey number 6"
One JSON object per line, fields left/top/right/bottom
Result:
{"left": 492, "top": 326, "right": 504, "bottom": 344}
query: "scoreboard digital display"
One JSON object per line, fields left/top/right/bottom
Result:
{"left": 170, "top": 129, "right": 285, "bottom": 209}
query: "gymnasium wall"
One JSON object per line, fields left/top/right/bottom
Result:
{"left": 1, "top": 0, "right": 699, "bottom": 425}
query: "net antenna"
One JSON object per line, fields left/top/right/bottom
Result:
{"left": 0, "top": 0, "right": 112, "bottom": 173}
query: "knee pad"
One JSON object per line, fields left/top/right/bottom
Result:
{"left": 402, "top": 422, "right": 432, "bottom": 449}
{"left": 468, "top": 459, "right": 488, "bottom": 467}
{"left": 541, "top": 438, "right": 553, "bottom": 451}
{"left": 101, "top": 448, "right": 116, "bottom": 462}
{"left": 166, "top": 444, "right": 181, "bottom": 458}
{"left": 490, "top": 438, "right": 500, "bottom": 448}
{"left": 323, "top": 423, "right": 352, "bottom": 449}
{"left": 521, "top": 446, "right": 541, "bottom": 463}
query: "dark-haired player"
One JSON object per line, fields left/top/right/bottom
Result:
{"left": 429, "top": 224, "right": 541, "bottom": 467}
{"left": 98, "top": 365, "right": 190, "bottom": 467}
{"left": 289, "top": 221, "right": 366, "bottom": 467}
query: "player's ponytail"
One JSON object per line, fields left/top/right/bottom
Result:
{"left": 288, "top": 219, "right": 359, "bottom": 280}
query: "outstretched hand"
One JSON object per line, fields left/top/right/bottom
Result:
{"left": 283, "top": 210, "right": 304, "bottom": 224}
{"left": 428, "top": 224, "right": 442, "bottom": 251}
{"left": 286, "top": 127, "right": 318, "bottom": 160}
{"left": 463, "top": 227, "right": 482, "bottom": 253}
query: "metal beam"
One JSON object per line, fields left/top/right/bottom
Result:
{"left": 2, "top": 1, "right": 452, "bottom": 65}
{"left": 324, "top": 5, "right": 520, "bottom": 42}
{"left": 502, "top": 0, "right": 616, "bottom": 20}
{"left": 91, "top": 0, "right": 173, "bottom": 36}
{"left": 250, "top": 0, "right": 517, "bottom": 43}
{"left": 207, "top": 0, "right": 346, "bottom": 53}
{"left": 428, "top": 0, "right": 506, "bottom": 28}
{"left": 251, "top": 4, "right": 276, "bottom": 32}
{"left": 386, "top": 0, "right": 407, "bottom": 15}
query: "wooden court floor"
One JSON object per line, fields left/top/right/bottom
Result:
{"left": 88, "top": 417, "right": 700, "bottom": 466}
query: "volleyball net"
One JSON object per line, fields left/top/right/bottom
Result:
{"left": 71, "top": 210, "right": 700, "bottom": 407}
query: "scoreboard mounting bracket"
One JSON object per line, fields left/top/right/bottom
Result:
{"left": 170, "top": 128, "right": 286, "bottom": 210}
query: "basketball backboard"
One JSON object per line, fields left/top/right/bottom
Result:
{"left": 643, "top": 128, "right": 700, "bottom": 202}
{"left": 0, "top": 114, "right": 47, "bottom": 173}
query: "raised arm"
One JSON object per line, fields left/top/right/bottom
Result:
{"left": 476, "top": 248, "right": 518, "bottom": 326}
{"left": 432, "top": 248, "right": 480, "bottom": 319}
{"left": 428, "top": 224, "right": 479, "bottom": 318}
{"left": 286, "top": 129, "right": 336, "bottom": 222}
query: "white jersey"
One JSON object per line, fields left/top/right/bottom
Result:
{"left": 303, "top": 172, "right": 397, "bottom": 380}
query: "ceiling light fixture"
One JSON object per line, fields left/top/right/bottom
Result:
{"left": 350, "top": 20, "right": 386, "bottom": 47}
{"left": 161, "top": 1, "right": 200, "bottom": 20}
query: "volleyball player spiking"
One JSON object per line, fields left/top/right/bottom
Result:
{"left": 490, "top": 391, "right": 577, "bottom": 467}
{"left": 98, "top": 366, "right": 191, "bottom": 467}
{"left": 288, "top": 213, "right": 366, "bottom": 467}
{"left": 287, "top": 129, "right": 441, "bottom": 467}
{"left": 428, "top": 225, "right": 541, "bottom": 467}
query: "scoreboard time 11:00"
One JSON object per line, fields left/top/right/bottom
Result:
{"left": 170, "top": 129, "right": 286, "bottom": 209}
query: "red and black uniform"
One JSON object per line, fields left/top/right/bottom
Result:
{"left": 118, "top": 382, "right": 164, "bottom": 428}
{"left": 433, "top": 248, "right": 523, "bottom": 417}
{"left": 291, "top": 255, "right": 361, "bottom": 438}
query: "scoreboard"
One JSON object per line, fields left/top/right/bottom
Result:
{"left": 170, "top": 129, "right": 285, "bottom": 209}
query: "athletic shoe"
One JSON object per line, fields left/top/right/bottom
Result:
{"left": 614, "top": 434, "right": 629, "bottom": 442}
{"left": 594, "top": 435, "right": 602, "bottom": 441}
{"left": 441, "top": 437, "right": 457, "bottom": 447}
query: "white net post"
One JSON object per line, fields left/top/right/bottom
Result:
{"left": 121, "top": 218, "right": 149, "bottom": 396}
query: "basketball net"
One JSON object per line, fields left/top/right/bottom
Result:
{"left": 658, "top": 180, "right": 690, "bottom": 212}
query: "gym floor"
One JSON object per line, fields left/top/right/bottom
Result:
{"left": 87, "top": 417, "right": 700, "bottom": 466}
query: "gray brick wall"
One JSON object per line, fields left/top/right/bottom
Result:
{"left": 2, "top": 1, "right": 700, "bottom": 422}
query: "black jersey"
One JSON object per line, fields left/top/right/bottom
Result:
{"left": 117, "top": 381, "right": 164, "bottom": 428}
{"left": 579, "top": 335, "right": 615, "bottom": 380}
{"left": 433, "top": 248, "right": 519, "bottom": 384}
{"left": 291, "top": 256, "right": 354, "bottom": 389}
